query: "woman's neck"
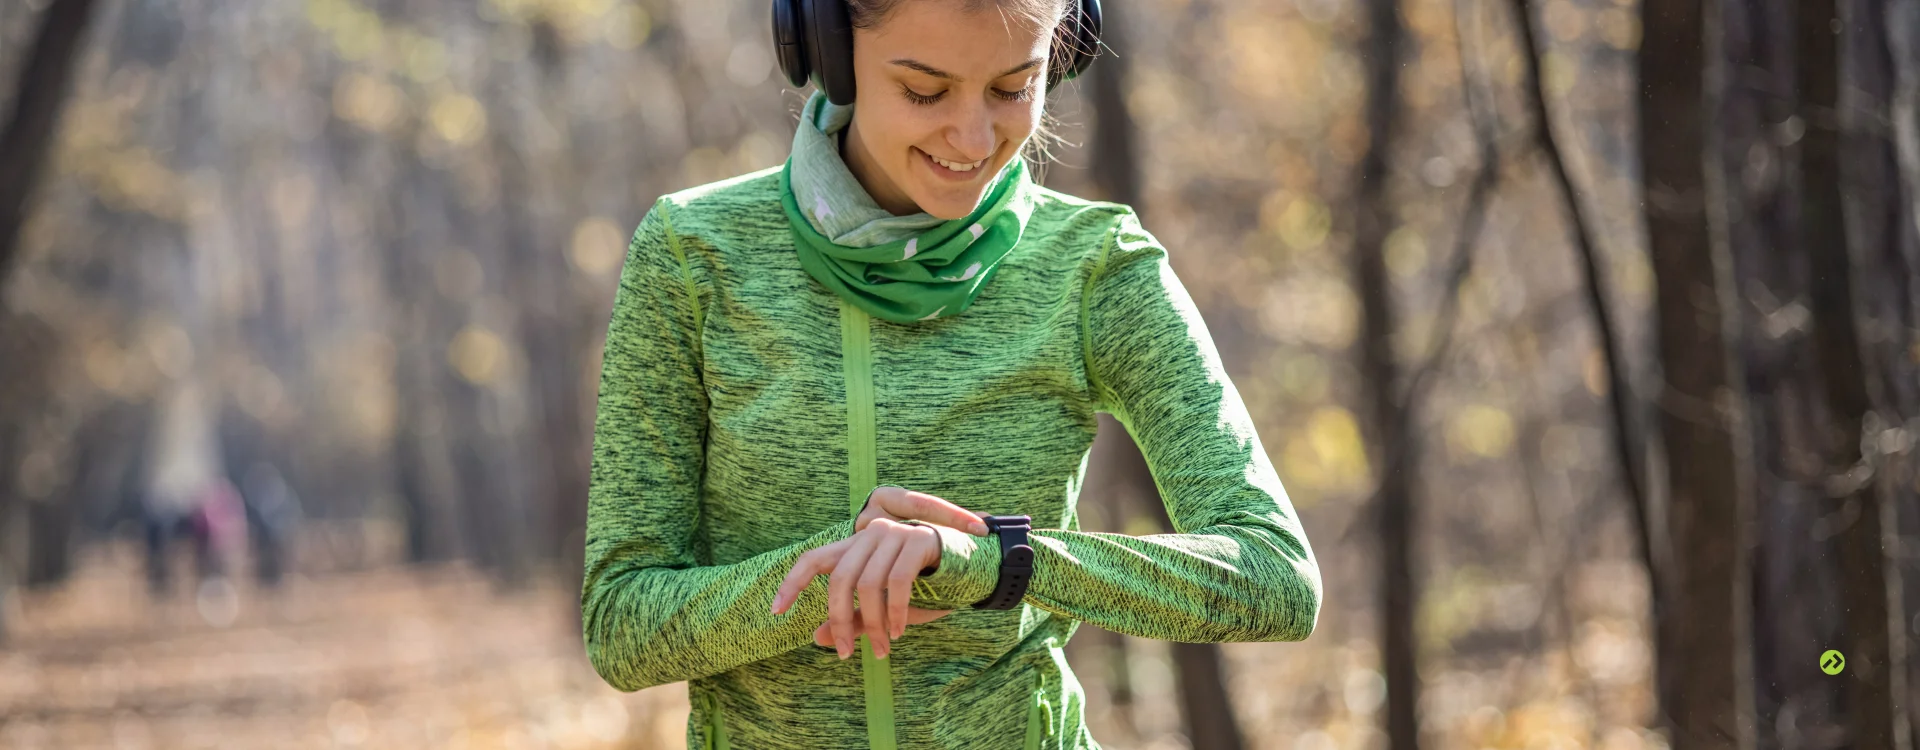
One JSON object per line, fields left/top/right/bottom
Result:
{"left": 840, "top": 117, "right": 922, "bottom": 217}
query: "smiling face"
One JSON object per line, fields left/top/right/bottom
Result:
{"left": 841, "top": 1, "right": 1060, "bottom": 219}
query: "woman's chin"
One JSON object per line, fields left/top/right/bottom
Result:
{"left": 907, "top": 185, "right": 988, "bottom": 221}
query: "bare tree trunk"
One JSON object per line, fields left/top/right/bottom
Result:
{"left": 1831, "top": 0, "right": 1917, "bottom": 744}
{"left": 1085, "top": 6, "right": 1140, "bottom": 210}
{"left": 0, "top": 309, "right": 56, "bottom": 644}
{"left": 1797, "top": 0, "right": 1913, "bottom": 742}
{"left": 1640, "top": 0, "right": 1728, "bottom": 743}
{"left": 1166, "top": 641, "right": 1244, "bottom": 750}
{"left": 495, "top": 23, "right": 593, "bottom": 600}
{"left": 0, "top": 0, "right": 108, "bottom": 603}
{"left": 360, "top": 111, "right": 464, "bottom": 566}
{"left": 1352, "top": 0, "right": 1417, "bottom": 746}
{"left": 1883, "top": 9, "right": 1920, "bottom": 732}
{"left": 0, "top": 0, "right": 101, "bottom": 286}
{"left": 1642, "top": 0, "right": 1762, "bottom": 746}
{"left": 1711, "top": 0, "right": 1850, "bottom": 745}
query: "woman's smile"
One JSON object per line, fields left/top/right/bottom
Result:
{"left": 916, "top": 145, "right": 992, "bottom": 183}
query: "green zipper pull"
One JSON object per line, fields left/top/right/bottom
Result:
{"left": 1024, "top": 671, "right": 1058, "bottom": 750}
{"left": 1040, "top": 694, "right": 1055, "bottom": 738}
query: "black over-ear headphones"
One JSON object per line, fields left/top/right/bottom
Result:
{"left": 772, "top": 0, "right": 1103, "bottom": 106}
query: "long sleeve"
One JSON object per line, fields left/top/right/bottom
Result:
{"left": 908, "top": 210, "right": 1323, "bottom": 643}
{"left": 581, "top": 199, "right": 856, "bottom": 693}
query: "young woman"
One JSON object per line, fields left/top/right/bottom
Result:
{"left": 580, "top": 0, "right": 1324, "bottom": 748}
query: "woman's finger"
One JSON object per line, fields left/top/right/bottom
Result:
{"left": 771, "top": 540, "right": 843, "bottom": 615}
{"left": 886, "top": 526, "right": 939, "bottom": 640}
{"left": 891, "top": 490, "right": 990, "bottom": 536}
{"left": 858, "top": 525, "right": 907, "bottom": 657}
{"left": 828, "top": 532, "right": 878, "bottom": 660}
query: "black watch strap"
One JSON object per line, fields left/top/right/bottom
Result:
{"left": 971, "top": 515, "right": 1034, "bottom": 610}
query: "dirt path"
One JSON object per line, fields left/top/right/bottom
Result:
{"left": 0, "top": 542, "right": 689, "bottom": 749}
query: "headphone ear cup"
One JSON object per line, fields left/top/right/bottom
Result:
{"left": 772, "top": 0, "right": 811, "bottom": 88}
{"left": 1048, "top": 0, "right": 1103, "bottom": 90}
{"left": 804, "top": 0, "right": 858, "bottom": 104}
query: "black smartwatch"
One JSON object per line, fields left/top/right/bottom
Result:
{"left": 971, "top": 515, "right": 1034, "bottom": 610}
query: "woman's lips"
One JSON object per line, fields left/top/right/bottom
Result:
{"left": 917, "top": 146, "right": 989, "bottom": 183}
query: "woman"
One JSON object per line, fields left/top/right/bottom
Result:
{"left": 581, "top": 0, "right": 1324, "bottom": 747}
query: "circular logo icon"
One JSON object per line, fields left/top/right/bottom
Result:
{"left": 1820, "top": 649, "right": 1846, "bottom": 675}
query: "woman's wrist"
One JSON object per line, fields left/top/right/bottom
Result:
{"left": 900, "top": 520, "right": 1002, "bottom": 607}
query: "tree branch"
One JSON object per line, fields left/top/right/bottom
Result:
{"left": 1508, "top": 0, "right": 1652, "bottom": 577}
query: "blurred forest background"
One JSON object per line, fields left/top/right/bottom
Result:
{"left": 1, "top": 0, "right": 1916, "bottom": 748}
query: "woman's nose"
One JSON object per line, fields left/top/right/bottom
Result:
{"left": 944, "top": 101, "right": 995, "bottom": 162}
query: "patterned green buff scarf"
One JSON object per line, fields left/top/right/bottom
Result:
{"left": 779, "top": 92, "right": 1035, "bottom": 323}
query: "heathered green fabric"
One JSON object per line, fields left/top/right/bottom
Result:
{"left": 582, "top": 163, "right": 1324, "bottom": 750}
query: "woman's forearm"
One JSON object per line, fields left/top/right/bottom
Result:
{"left": 905, "top": 499, "right": 1319, "bottom": 642}
{"left": 582, "top": 515, "right": 855, "bottom": 691}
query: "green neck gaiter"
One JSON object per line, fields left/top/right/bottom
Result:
{"left": 780, "top": 120, "right": 1035, "bottom": 324}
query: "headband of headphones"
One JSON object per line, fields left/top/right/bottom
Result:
{"left": 772, "top": 0, "right": 1103, "bottom": 106}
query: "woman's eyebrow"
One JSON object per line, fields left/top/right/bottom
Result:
{"left": 888, "top": 57, "right": 1045, "bottom": 83}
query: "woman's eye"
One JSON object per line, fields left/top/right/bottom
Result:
{"left": 899, "top": 81, "right": 1034, "bottom": 105}
{"left": 901, "top": 85, "right": 944, "bottom": 105}
{"left": 992, "top": 84, "right": 1035, "bottom": 102}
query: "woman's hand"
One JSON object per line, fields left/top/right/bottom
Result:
{"left": 770, "top": 519, "right": 939, "bottom": 660}
{"left": 770, "top": 486, "right": 989, "bottom": 660}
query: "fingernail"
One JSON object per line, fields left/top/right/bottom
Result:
{"left": 972, "top": 522, "right": 987, "bottom": 535}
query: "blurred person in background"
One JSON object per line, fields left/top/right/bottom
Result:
{"left": 141, "top": 476, "right": 199, "bottom": 598}
{"left": 194, "top": 475, "right": 248, "bottom": 582}
{"left": 143, "top": 474, "right": 247, "bottom": 596}
{"left": 581, "top": 1, "right": 1323, "bottom": 748}
{"left": 240, "top": 461, "right": 302, "bottom": 588}
{"left": 142, "top": 383, "right": 244, "bottom": 597}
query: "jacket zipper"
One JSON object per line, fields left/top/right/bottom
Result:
{"left": 841, "top": 299, "right": 899, "bottom": 750}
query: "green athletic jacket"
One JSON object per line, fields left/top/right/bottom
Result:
{"left": 581, "top": 163, "right": 1323, "bottom": 750}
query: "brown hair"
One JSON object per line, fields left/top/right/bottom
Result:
{"left": 846, "top": 0, "right": 1085, "bottom": 168}
{"left": 844, "top": 0, "right": 1068, "bottom": 29}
